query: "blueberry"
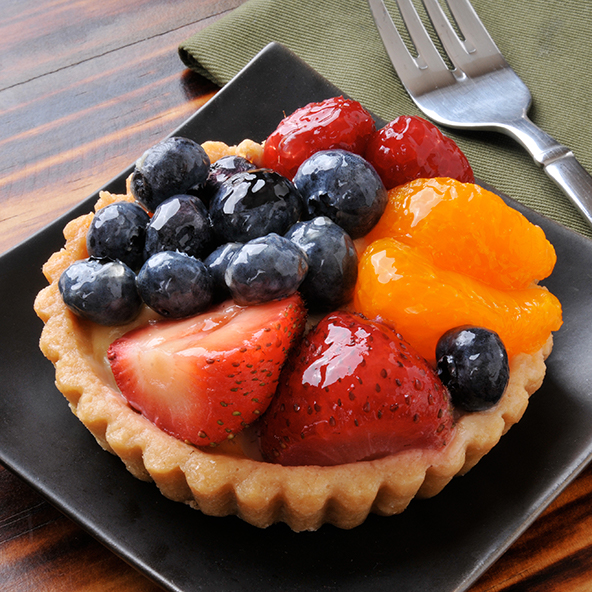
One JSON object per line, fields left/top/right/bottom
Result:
{"left": 199, "top": 155, "right": 257, "bottom": 204}
{"left": 58, "top": 258, "right": 142, "bottom": 326}
{"left": 86, "top": 202, "right": 150, "bottom": 271}
{"left": 436, "top": 326, "right": 510, "bottom": 412}
{"left": 144, "top": 194, "right": 214, "bottom": 260}
{"left": 209, "top": 169, "right": 303, "bottom": 243}
{"left": 285, "top": 217, "right": 358, "bottom": 311}
{"left": 137, "top": 251, "right": 214, "bottom": 318}
{"left": 204, "top": 242, "right": 242, "bottom": 302}
{"left": 225, "top": 234, "right": 308, "bottom": 305}
{"left": 130, "top": 137, "right": 210, "bottom": 212}
{"left": 293, "top": 149, "right": 387, "bottom": 238}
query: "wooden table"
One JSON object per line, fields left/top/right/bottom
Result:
{"left": 2, "top": 1, "right": 592, "bottom": 590}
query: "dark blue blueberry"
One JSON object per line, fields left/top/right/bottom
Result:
{"left": 436, "top": 326, "right": 510, "bottom": 412}
{"left": 144, "top": 194, "right": 214, "bottom": 260}
{"left": 86, "top": 202, "right": 150, "bottom": 271}
{"left": 293, "top": 149, "right": 387, "bottom": 239}
{"left": 209, "top": 169, "right": 303, "bottom": 243}
{"left": 204, "top": 242, "right": 242, "bottom": 302}
{"left": 225, "top": 234, "right": 308, "bottom": 305}
{"left": 130, "top": 137, "right": 210, "bottom": 212}
{"left": 58, "top": 258, "right": 142, "bottom": 326}
{"left": 137, "top": 251, "right": 214, "bottom": 318}
{"left": 198, "top": 155, "right": 257, "bottom": 205}
{"left": 285, "top": 216, "right": 358, "bottom": 311}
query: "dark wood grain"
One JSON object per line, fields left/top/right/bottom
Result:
{"left": 0, "top": 0, "right": 242, "bottom": 255}
{"left": 2, "top": 0, "right": 592, "bottom": 590}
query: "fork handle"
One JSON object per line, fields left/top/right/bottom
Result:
{"left": 544, "top": 157, "right": 592, "bottom": 229}
{"left": 505, "top": 117, "right": 592, "bottom": 230}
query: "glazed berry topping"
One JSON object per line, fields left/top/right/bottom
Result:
{"left": 69, "top": 102, "right": 480, "bottom": 331}
{"left": 130, "top": 137, "right": 210, "bottom": 212}
{"left": 209, "top": 169, "right": 303, "bottom": 243}
{"left": 200, "top": 155, "right": 257, "bottom": 204}
{"left": 293, "top": 149, "right": 387, "bottom": 239}
{"left": 259, "top": 311, "right": 454, "bottom": 466}
{"left": 225, "top": 233, "right": 308, "bottom": 305}
{"left": 86, "top": 202, "right": 150, "bottom": 271}
{"left": 108, "top": 294, "right": 306, "bottom": 447}
{"left": 285, "top": 216, "right": 358, "bottom": 311}
{"left": 144, "top": 194, "right": 214, "bottom": 260}
{"left": 137, "top": 251, "right": 214, "bottom": 318}
{"left": 59, "top": 258, "right": 142, "bottom": 326}
{"left": 262, "top": 96, "right": 376, "bottom": 179}
{"left": 436, "top": 326, "right": 510, "bottom": 412}
{"left": 364, "top": 115, "right": 474, "bottom": 189}
{"left": 204, "top": 242, "right": 242, "bottom": 302}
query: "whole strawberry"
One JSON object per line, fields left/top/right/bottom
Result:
{"left": 364, "top": 115, "right": 474, "bottom": 189}
{"left": 108, "top": 294, "right": 306, "bottom": 447}
{"left": 259, "top": 311, "right": 454, "bottom": 466}
{"left": 262, "top": 96, "right": 376, "bottom": 180}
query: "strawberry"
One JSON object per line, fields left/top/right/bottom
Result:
{"left": 259, "top": 311, "right": 454, "bottom": 466}
{"left": 364, "top": 115, "right": 474, "bottom": 189}
{"left": 107, "top": 294, "right": 306, "bottom": 447}
{"left": 262, "top": 96, "right": 376, "bottom": 180}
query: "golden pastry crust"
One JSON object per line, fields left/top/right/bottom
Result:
{"left": 34, "top": 141, "right": 552, "bottom": 532}
{"left": 201, "top": 139, "right": 265, "bottom": 166}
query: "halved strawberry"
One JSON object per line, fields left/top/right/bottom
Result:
{"left": 259, "top": 311, "right": 454, "bottom": 466}
{"left": 108, "top": 294, "right": 306, "bottom": 447}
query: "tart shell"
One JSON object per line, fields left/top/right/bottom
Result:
{"left": 34, "top": 143, "right": 552, "bottom": 532}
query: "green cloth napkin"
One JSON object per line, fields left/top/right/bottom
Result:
{"left": 180, "top": 0, "right": 592, "bottom": 238}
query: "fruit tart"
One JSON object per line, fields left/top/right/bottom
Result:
{"left": 34, "top": 97, "right": 562, "bottom": 531}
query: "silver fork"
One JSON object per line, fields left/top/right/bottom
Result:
{"left": 368, "top": 0, "right": 592, "bottom": 230}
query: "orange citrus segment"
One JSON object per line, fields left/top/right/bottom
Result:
{"left": 363, "top": 178, "right": 557, "bottom": 291}
{"left": 354, "top": 238, "right": 562, "bottom": 363}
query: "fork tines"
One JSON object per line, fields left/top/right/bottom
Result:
{"left": 368, "top": 0, "right": 506, "bottom": 87}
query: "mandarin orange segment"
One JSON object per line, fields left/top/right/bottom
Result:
{"left": 354, "top": 238, "right": 562, "bottom": 363}
{"left": 363, "top": 178, "right": 557, "bottom": 291}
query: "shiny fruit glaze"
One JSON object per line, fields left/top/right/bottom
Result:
{"left": 364, "top": 115, "right": 474, "bottom": 189}
{"left": 363, "top": 178, "right": 557, "bottom": 291}
{"left": 259, "top": 311, "right": 454, "bottom": 466}
{"left": 262, "top": 96, "right": 375, "bottom": 179}
{"left": 354, "top": 238, "right": 562, "bottom": 363}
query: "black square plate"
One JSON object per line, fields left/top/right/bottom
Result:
{"left": 1, "top": 42, "right": 591, "bottom": 592}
